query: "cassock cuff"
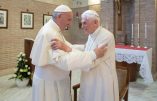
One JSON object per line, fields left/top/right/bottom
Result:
{"left": 91, "top": 51, "right": 96, "bottom": 60}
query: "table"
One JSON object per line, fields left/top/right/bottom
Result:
{"left": 115, "top": 45, "right": 154, "bottom": 84}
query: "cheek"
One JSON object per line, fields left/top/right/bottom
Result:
{"left": 82, "top": 24, "right": 87, "bottom": 29}
{"left": 88, "top": 25, "right": 92, "bottom": 29}
{"left": 85, "top": 26, "right": 90, "bottom": 31}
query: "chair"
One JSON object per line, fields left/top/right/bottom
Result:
{"left": 73, "top": 83, "right": 80, "bottom": 101}
{"left": 116, "top": 66, "right": 130, "bottom": 101}
{"left": 24, "top": 38, "right": 35, "bottom": 85}
{"left": 72, "top": 66, "right": 130, "bottom": 101}
{"left": 116, "top": 61, "right": 139, "bottom": 82}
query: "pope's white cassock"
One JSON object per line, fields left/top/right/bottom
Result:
{"left": 77, "top": 26, "right": 119, "bottom": 101}
{"left": 30, "top": 19, "right": 97, "bottom": 101}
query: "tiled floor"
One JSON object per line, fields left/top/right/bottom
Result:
{"left": 0, "top": 73, "right": 157, "bottom": 101}
{"left": 129, "top": 79, "right": 157, "bottom": 101}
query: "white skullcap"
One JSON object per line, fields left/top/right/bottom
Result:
{"left": 81, "top": 10, "right": 99, "bottom": 18}
{"left": 54, "top": 5, "right": 72, "bottom": 12}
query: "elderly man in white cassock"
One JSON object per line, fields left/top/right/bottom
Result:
{"left": 51, "top": 10, "right": 119, "bottom": 101}
{"left": 30, "top": 5, "right": 106, "bottom": 101}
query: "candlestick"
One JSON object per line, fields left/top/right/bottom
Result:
{"left": 138, "top": 23, "right": 139, "bottom": 39}
{"left": 137, "top": 23, "right": 140, "bottom": 48}
{"left": 131, "top": 24, "right": 134, "bottom": 39}
{"left": 131, "top": 24, "right": 134, "bottom": 47}
{"left": 145, "top": 23, "right": 147, "bottom": 39}
{"left": 144, "top": 23, "right": 147, "bottom": 48}
{"left": 144, "top": 45, "right": 147, "bottom": 48}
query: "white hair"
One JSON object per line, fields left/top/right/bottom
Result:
{"left": 81, "top": 10, "right": 100, "bottom": 22}
{"left": 52, "top": 12, "right": 62, "bottom": 20}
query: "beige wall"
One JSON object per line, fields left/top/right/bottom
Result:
{"left": 155, "top": 0, "right": 157, "bottom": 79}
{"left": 0, "top": 0, "right": 57, "bottom": 75}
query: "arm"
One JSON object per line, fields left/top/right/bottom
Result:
{"left": 72, "top": 44, "right": 85, "bottom": 51}
{"left": 51, "top": 38, "right": 106, "bottom": 59}
{"left": 64, "top": 40, "right": 85, "bottom": 51}
{"left": 50, "top": 39, "right": 85, "bottom": 52}
{"left": 48, "top": 49, "right": 96, "bottom": 71}
{"left": 49, "top": 39, "right": 107, "bottom": 71}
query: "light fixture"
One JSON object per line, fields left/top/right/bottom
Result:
{"left": 88, "top": 0, "right": 101, "bottom": 5}
{"left": 88, "top": 0, "right": 101, "bottom": 11}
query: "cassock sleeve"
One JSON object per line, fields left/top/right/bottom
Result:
{"left": 71, "top": 44, "right": 85, "bottom": 51}
{"left": 48, "top": 48, "right": 96, "bottom": 71}
{"left": 30, "top": 27, "right": 63, "bottom": 67}
{"left": 30, "top": 31, "right": 51, "bottom": 66}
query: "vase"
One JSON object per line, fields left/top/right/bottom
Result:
{"left": 15, "top": 78, "right": 29, "bottom": 88}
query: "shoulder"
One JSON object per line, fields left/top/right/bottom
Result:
{"left": 99, "top": 27, "right": 114, "bottom": 39}
{"left": 35, "top": 25, "right": 59, "bottom": 43}
{"left": 41, "top": 22, "right": 58, "bottom": 37}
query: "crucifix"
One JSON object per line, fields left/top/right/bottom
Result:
{"left": 115, "top": 0, "right": 122, "bottom": 31}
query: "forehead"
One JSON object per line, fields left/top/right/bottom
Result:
{"left": 81, "top": 16, "right": 88, "bottom": 21}
{"left": 63, "top": 12, "right": 73, "bottom": 17}
{"left": 81, "top": 17, "right": 93, "bottom": 23}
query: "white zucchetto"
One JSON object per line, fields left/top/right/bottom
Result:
{"left": 81, "top": 10, "right": 100, "bottom": 22}
{"left": 81, "top": 10, "right": 99, "bottom": 18}
{"left": 54, "top": 5, "right": 72, "bottom": 12}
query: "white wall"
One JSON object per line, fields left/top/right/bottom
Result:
{"left": 34, "top": 0, "right": 72, "bottom": 6}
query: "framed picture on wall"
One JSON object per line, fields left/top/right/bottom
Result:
{"left": 43, "top": 14, "right": 52, "bottom": 25}
{"left": 21, "top": 12, "right": 34, "bottom": 29}
{"left": 0, "top": 9, "right": 8, "bottom": 28}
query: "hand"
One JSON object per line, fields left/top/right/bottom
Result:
{"left": 50, "top": 39, "right": 72, "bottom": 52}
{"left": 94, "top": 45, "right": 107, "bottom": 59}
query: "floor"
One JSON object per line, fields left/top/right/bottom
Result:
{"left": 0, "top": 71, "right": 157, "bottom": 101}
{"left": 129, "top": 79, "right": 157, "bottom": 101}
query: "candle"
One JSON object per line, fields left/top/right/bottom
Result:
{"left": 131, "top": 24, "right": 134, "bottom": 39}
{"left": 138, "top": 23, "right": 139, "bottom": 39}
{"left": 145, "top": 23, "right": 147, "bottom": 39}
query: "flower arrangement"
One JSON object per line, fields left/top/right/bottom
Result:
{"left": 9, "top": 52, "right": 31, "bottom": 81}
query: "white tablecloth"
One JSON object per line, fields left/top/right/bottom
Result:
{"left": 115, "top": 47, "right": 153, "bottom": 84}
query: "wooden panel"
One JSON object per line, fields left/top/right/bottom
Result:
{"left": 24, "top": 38, "right": 35, "bottom": 85}
{"left": 116, "top": 61, "right": 139, "bottom": 82}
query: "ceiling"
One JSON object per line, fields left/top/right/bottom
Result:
{"left": 34, "top": 0, "right": 104, "bottom": 8}
{"left": 34, "top": 0, "right": 72, "bottom": 6}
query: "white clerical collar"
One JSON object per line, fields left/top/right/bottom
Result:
{"left": 49, "top": 19, "right": 61, "bottom": 33}
{"left": 90, "top": 26, "right": 101, "bottom": 39}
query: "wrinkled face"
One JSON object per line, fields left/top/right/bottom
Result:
{"left": 81, "top": 17, "right": 97, "bottom": 35}
{"left": 59, "top": 12, "right": 73, "bottom": 31}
